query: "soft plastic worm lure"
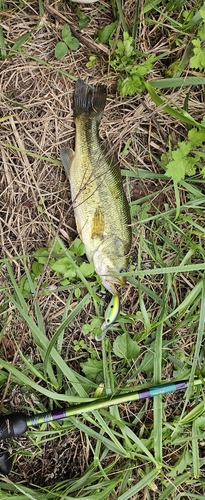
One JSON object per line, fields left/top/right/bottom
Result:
{"left": 95, "top": 295, "right": 120, "bottom": 341}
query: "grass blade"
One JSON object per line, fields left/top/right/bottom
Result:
{"left": 145, "top": 82, "right": 205, "bottom": 128}
{"left": 118, "top": 468, "right": 159, "bottom": 500}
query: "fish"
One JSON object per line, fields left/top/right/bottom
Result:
{"left": 60, "top": 79, "right": 132, "bottom": 295}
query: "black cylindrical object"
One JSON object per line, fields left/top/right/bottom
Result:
{"left": 0, "top": 413, "right": 27, "bottom": 440}
{"left": 0, "top": 450, "right": 13, "bottom": 475}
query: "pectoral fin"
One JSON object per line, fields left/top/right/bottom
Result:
{"left": 91, "top": 207, "right": 104, "bottom": 239}
{"left": 60, "top": 147, "right": 74, "bottom": 179}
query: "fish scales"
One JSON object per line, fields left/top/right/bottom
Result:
{"left": 61, "top": 79, "right": 132, "bottom": 295}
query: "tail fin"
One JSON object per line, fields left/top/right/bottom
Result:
{"left": 74, "top": 79, "right": 107, "bottom": 121}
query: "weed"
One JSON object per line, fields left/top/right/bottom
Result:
{"left": 86, "top": 55, "right": 97, "bottom": 68}
{"left": 75, "top": 6, "right": 89, "bottom": 30}
{"left": 19, "top": 238, "right": 95, "bottom": 298}
{"left": 55, "top": 24, "right": 79, "bottom": 59}
{"left": 161, "top": 117, "right": 205, "bottom": 183}
{"left": 1, "top": 0, "right": 205, "bottom": 497}
{"left": 110, "top": 33, "right": 155, "bottom": 96}
{"left": 98, "top": 28, "right": 155, "bottom": 96}
{"left": 0, "top": 29, "right": 31, "bottom": 59}
{"left": 190, "top": 4, "right": 205, "bottom": 70}
{"left": 113, "top": 331, "right": 140, "bottom": 359}
{"left": 73, "top": 338, "right": 87, "bottom": 351}
{"left": 97, "top": 20, "right": 118, "bottom": 43}
{"left": 82, "top": 317, "right": 103, "bottom": 338}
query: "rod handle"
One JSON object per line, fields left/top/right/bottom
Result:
{"left": 0, "top": 413, "right": 27, "bottom": 441}
{"left": 0, "top": 450, "right": 13, "bottom": 475}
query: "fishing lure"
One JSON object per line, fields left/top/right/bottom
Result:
{"left": 95, "top": 295, "right": 120, "bottom": 341}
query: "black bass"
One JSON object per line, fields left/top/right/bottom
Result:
{"left": 61, "top": 79, "right": 132, "bottom": 295}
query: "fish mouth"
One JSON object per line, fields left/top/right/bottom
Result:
{"left": 93, "top": 249, "right": 128, "bottom": 294}
{"left": 102, "top": 275, "right": 126, "bottom": 295}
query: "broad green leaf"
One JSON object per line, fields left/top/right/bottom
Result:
{"left": 74, "top": 287, "right": 81, "bottom": 298}
{"left": 113, "top": 332, "right": 140, "bottom": 359}
{"left": 185, "top": 157, "right": 197, "bottom": 176}
{"left": 195, "top": 415, "right": 205, "bottom": 429}
{"left": 97, "top": 21, "right": 117, "bottom": 43}
{"left": 48, "top": 238, "right": 62, "bottom": 253}
{"left": 166, "top": 159, "right": 186, "bottom": 182}
{"left": 172, "top": 141, "right": 191, "bottom": 158}
{"left": 51, "top": 256, "right": 71, "bottom": 274}
{"left": 70, "top": 238, "right": 85, "bottom": 256}
{"left": 190, "top": 39, "right": 205, "bottom": 70}
{"left": 200, "top": 4, "right": 205, "bottom": 21}
{"left": 190, "top": 51, "right": 205, "bottom": 70}
{"left": 76, "top": 7, "right": 89, "bottom": 29}
{"left": 33, "top": 247, "right": 49, "bottom": 264}
{"left": 82, "top": 317, "right": 102, "bottom": 338}
{"left": 81, "top": 358, "right": 103, "bottom": 382}
{"left": 118, "top": 75, "right": 144, "bottom": 96}
{"left": 63, "top": 268, "right": 76, "bottom": 279}
{"left": 188, "top": 127, "right": 205, "bottom": 146}
{"left": 122, "top": 38, "right": 135, "bottom": 58}
{"left": 55, "top": 41, "right": 68, "bottom": 59}
{"left": 31, "top": 261, "right": 43, "bottom": 278}
{"left": 60, "top": 278, "right": 70, "bottom": 285}
{"left": 62, "top": 24, "right": 71, "bottom": 41}
{"left": 80, "top": 262, "right": 94, "bottom": 278}
{"left": 86, "top": 55, "right": 96, "bottom": 68}
{"left": 67, "top": 36, "right": 79, "bottom": 51}
{"left": 139, "top": 350, "right": 154, "bottom": 373}
{"left": 133, "top": 55, "right": 155, "bottom": 76}
{"left": 19, "top": 275, "right": 34, "bottom": 297}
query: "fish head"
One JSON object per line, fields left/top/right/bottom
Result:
{"left": 93, "top": 242, "right": 128, "bottom": 295}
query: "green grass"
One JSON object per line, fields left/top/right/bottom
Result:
{"left": 1, "top": 0, "right": 205, "bottom": 498}
{"left": 1, "top": 177, "right": 205, "bottom": 496}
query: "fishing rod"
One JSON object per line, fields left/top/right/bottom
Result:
{"left": 0, "top": 376, "right": 204, "bottom": 475}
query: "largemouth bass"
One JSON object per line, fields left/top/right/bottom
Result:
{"left": 61, "top": 79, "right": 132, "bottom": 295}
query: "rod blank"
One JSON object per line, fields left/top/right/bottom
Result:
{"left": 0, "top": 378, "right": 204, "bottom": 475}
{"left": 1, "top": 378, "right": 204, "bottom": 443}
{"left": 0, "top": 379, "right": 192, "bottom": 442}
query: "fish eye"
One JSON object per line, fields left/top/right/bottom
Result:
{"left": 119, "top": 268, "right": 126, "bottom": 273}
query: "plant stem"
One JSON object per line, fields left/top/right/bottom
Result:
{"left": 115, "top": 0, "right": 129, "bottom": 33}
